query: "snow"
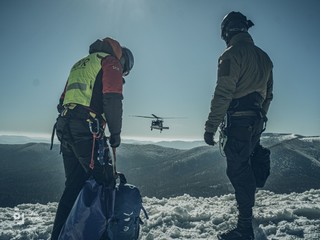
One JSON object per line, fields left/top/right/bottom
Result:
{"left": 1, "top": 190, "right": 319, "bottom": 240}
{"left": 300, "top": 136, "right": 320, "bottom": 143}
{"left": 260, "top": 133, "right": 297, "bottom": 142}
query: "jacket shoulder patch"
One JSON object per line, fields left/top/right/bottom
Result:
{"left": 218, "top": 59, "right": 231, "bottom": 77}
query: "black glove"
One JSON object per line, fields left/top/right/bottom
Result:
{"left": 57, "top": 103, "right": 64, "bottom": 114}
{"left": 109, "top": 133, "right": 121, "bottom": 148}
{"left": 204, "top": 132, "right": 215, "bottom": 146}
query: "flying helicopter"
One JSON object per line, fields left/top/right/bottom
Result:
{"left": 131, "top": 114, "right": 181, "bottom": 132}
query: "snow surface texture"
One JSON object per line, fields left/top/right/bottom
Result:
{"left": 0, "top": 190, "right": 319, "bottom": 240}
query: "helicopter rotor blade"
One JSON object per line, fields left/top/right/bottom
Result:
{"left": 151, "top": 114, "right": 185, "bottom": 120}
{"left": 131, "top": 114, "right": 186, "bottom": 120}
{"left": 151, "top": 114, "right": 161, "bottom": 119}
{"left": 130, "top": 115, "right": 155, "bottom": 119}
{"left": 162, "top": 117, "right": 186, "bottom": 119}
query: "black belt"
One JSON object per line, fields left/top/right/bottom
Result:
{"left": 229, "top": 110, "right": 258, "bottom": 117}
{"left": 61, "top": 104, "right": 99, "bottom": 120}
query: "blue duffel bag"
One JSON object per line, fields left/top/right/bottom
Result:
{"left": 58, "top": 178, "right": 115, "bottom": 240}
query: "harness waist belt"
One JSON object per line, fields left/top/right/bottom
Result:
{"left": 62, "top": 104, "right": 98, "bottom": 119}
{"left": 229, "top": 110, "right": 258, "bottom": 117}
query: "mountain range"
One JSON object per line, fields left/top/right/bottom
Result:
{"left": 0, "top": 133, "right": 319, "bottom": 207}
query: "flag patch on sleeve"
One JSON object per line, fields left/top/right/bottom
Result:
{"left": 218, "top": 59, "right": 230, "bottom": 77}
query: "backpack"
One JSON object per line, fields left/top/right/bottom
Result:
{"left": 107, "top": 173, "right": 148, "bottom": 240}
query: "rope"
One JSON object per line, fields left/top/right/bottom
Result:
{"left": 219, "top": 130, "right": 227, "bottom": 157}
{"left": 112, "top": 147, "right": 117, "bottom": 178}
{"left": 89, "top": 133, "right": 98, "bottom": 170}
{"left": 218, "top": 114, "right": 229, "bottom": 157}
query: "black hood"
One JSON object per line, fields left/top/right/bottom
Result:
{"left": 89, "top": 39, "right": 116, "bottom": 56}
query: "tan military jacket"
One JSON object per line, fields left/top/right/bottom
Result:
{"left": 205, "top": 32, "right": 273, "bottom": 134}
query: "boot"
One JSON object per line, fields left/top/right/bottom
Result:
{"left": 217, "top": 217, "right": 254, "bottom": 240}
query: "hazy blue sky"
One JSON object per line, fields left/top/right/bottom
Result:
{"left": 1, "top": 0, "right": 319, "bottom": 140}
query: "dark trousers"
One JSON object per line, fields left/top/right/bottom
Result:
{"left": 224, "top": 115, "right": 264, "bottom": 219}
{"left": 51, "top": 116, "right": 113, "bottom": 240}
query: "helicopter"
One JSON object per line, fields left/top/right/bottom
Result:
{"left": 132, "top": 114, "right": 178, "bottom": 132}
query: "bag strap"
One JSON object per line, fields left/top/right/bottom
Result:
{"left": 105, "top": 137, "right": 118, "bottom": 179}
{"left": 117, "top": 172, "right": 127, "bottom": 185}
{"left": 141, "top": 206, "right": 149, "bottom": 220}
{"left": 50, "top": 122, "right": 57, "bottom": 150}
{"left": 112, "top": 147, "right": 117, "bottom": 178}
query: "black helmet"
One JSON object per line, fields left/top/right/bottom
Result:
{"left": 221, "top": 11, "right": 254, "bottom": 44}
{"left": 120, "top": 47, "right": 134, "bottom": 76}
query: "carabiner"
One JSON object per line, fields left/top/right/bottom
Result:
{"left": 89, "top": 118, "right": 100, "bottom": 135}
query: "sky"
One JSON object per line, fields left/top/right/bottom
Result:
{"left": 1, "top": 190, "right": 320, "bottom": 239}
{"left": 0, "top": 0, "right": 319, "bottom": 141}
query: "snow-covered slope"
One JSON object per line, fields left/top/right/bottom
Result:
{"left": 0, "top": 133, "right": 319, "bottom": 239}
{"left": 0, "top": 190, "right": 319, "bottom": 240}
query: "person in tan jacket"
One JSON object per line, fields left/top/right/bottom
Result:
{"left": 204, "top": 12, "right": 273, "bottom": 240}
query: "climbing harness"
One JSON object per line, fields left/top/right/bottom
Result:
{"left": 218, "top": 110, "right": 268, "bottom": 158}
{"left": 218, "top": 114, "right": 229, "bottom": 157}
{"left": 88, "top": 117, "right": 105, "bottom": 170}
{"left": 50, "top": 103, "right": 117, "bottom": 178}
{"left": 87, "top": 116, "right": 117, "bottom": 179}
{"left": 50, "top": 104, "right": 78, "bottom": 151}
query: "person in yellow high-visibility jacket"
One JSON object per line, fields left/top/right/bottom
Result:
{"left": 51, "top": 37, "right": 134, "bottom": 240}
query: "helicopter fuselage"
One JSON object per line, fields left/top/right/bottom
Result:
{"left": 151, "top": 120, "right": 169, "bottom": 131}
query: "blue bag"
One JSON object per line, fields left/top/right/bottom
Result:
{"left": 107, "top": 173, "right": 148, "bottom": 240}
{"left": 58, "top": 178, "right": 115, "bottom": 240}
